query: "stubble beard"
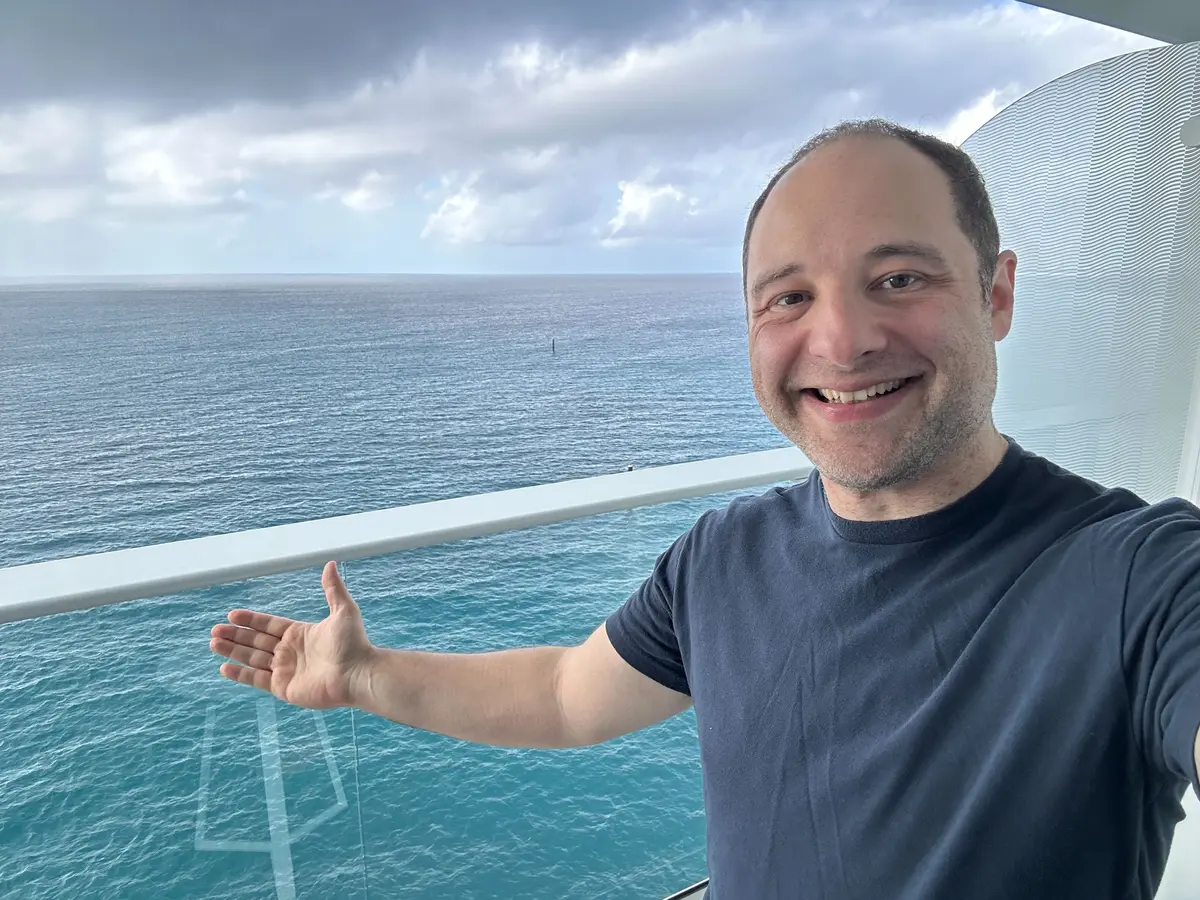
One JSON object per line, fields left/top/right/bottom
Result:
{"left": 761, "top": 353, "right": 996, "bottom": 495}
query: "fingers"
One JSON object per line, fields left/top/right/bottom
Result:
{"left": 226, "top": 609, "right": 293, "bottom": 637}
{"left": 210, "top": 623, "right": 281, "bottom": 653}
{"left": 210, "top": 637, "right": 275, "bottom": 671}
{"left": 219, "top": 662, "right": 272, "bottom": 692}
{"left": 322, "top": 560, "right": 358, "bottom": 615}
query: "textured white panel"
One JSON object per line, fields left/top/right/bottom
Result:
{"left": 965, "top": 42, "right": 1200, "bottom": 503}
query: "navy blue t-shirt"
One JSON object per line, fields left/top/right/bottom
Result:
{"left": 606, "top": 440, "right": 1200, "bottom": 899}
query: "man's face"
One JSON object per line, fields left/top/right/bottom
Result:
{"left": 745, "top": 136, "right": 1014, "bottom": 493}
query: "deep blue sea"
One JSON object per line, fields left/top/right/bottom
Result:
{"left": 0, "top": 275, "right": 789, "bottom": 899}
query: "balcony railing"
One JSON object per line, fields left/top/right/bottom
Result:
{"left": 7, "top": 445, "right": 1196, "bottom": 899}
{"left": 0, "top": 448, "right": 809, "bottom": 625}
{"left": 0, "top": 448, "right": 810, "bottom": 899}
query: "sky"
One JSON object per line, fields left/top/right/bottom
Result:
{"left": 0, "top": 0, "right": 1161, "bottom": 277}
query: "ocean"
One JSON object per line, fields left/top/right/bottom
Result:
{"left": 0, "top": 275, "right": 788, "bottom": 899}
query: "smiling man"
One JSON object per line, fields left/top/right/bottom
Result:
{"left": 210, "top": 119, "right": 1200, "bottom": 899}
{"left": 744, "top": 123, "right": 1015, "bottom": 522}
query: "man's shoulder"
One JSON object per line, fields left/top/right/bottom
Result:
{"left": 689, "top": 473, "right": 822, "bottom": 544}
{"left": 1085, "top": 495, "right": 1200, "bottom": 572}
{"left": 654, "top": 475, "right": 824, "bottom": 580}
{"left": 1017, "top": 445, "right": 1200, "bottom": 565}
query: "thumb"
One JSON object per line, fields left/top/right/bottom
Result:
{"left": 322, "top": 560, "right": 360, "bottom": 616}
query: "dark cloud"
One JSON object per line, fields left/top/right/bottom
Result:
{"left": 0, "top": 0, "right": 789, "bottom": 110}
{"left": 0, "top": 0, "right": 1162, "bottom": 274}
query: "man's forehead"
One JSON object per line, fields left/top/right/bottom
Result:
{"left": 772, "top": 139, "right": 953, "bottom": 216}
{"left": 786, "top": 133, "right": 947, "bottom": 185}
{"left": 748, "top": 138, "right": 962, "bottom": 263}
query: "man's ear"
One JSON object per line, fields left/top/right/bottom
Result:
{"left": 989, "top": 250, "right": 1017, "bottom": 342}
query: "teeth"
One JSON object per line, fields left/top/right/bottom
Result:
{"left": 817, "top": 379, "right": 906, "bottom": 404}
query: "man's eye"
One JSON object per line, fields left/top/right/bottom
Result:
{"left": 774, "top": 292, "right": 810, "bottom": 307}
{"left": 880, "top": 274, "right": 921, "bottom": 290}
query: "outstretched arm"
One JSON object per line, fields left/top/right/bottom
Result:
{"left": 210, "top": 561, "right": 692, "bottom": 749}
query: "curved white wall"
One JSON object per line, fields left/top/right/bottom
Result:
{"left": 965, "top": 41, "right": 1200, "bottom": 504}
{"left": 964, "top": 42, "right": 1200, "bottom": 898}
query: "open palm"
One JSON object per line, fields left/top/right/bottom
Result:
{"left": 209, "top": 561, "right": 374, "bottom": 709}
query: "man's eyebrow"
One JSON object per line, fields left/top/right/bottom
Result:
{"left": 867, "top": 241, "right": 950, "bottom": 268}
{"left": 749, "top": 262, "right": 804, "bottom": 302}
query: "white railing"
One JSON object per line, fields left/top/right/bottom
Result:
{"left": 0, "top": 447, "right": 811, "bottom": 624}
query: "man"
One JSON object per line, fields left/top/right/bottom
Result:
{"left": 209, "top": 119, "right": 1200, "bottom": 898}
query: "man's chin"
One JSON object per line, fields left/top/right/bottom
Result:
{"left": 797, "top": 436, "right": 925, "bottom": 494}
{"left": 815, "top": 456, "right": 914, "bottom": 494}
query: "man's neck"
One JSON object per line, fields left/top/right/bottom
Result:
{"left": 823, "top": 428, "right": 1010, "bottom": 522}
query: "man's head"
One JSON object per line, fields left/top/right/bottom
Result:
{"left": 743, "top": 119, "right": 1017, "bottom": 500}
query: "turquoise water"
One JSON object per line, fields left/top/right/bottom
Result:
{"left": 0, "top": 276, "right": 787, "bottom": 899}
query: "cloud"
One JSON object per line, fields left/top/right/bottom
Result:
{"left": 320, "top": 170, "right": 395, "bottom": 213}
{"left": 606, "top": 180, "right": 695, "bottom": 245}
{"left": 0, "top": 105, "right": 107, "bottom": 223}
{"left": 938, "top": 86, "right": 1026, "bottom": 146}
{"left": 0, "top": 0, "right": 776, "bottom": 110}
{"left": 421, "top": 162, "right": 604, "bottom": 246}
{"left": 103, "top": 120, "right": 250, "bottom": 212}
{"left": 0, "top": 105, "right": 93, "bottom": 175}
{"left": 0, "top": 0, "right": 1164, "bottom": 274}
{"left": 0, "top": 187, "right": 92, "bottom": 223}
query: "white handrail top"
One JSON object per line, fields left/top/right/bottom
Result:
{"left": 0, "top": 447, "right": 812, "bottom": 625}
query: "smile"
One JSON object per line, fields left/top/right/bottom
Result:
{"left": 813, "top": 377, "right": 917, "bottom": 405}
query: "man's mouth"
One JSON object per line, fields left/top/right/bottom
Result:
{"left": 807, "top": 376, "right": 919, "bottom": 404}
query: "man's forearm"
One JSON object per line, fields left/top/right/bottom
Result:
{"left": 351, "top": 645, "right": 580, "bottom": 749}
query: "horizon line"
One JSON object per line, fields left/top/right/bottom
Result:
{"left": 0, "top": 270, "right": 741, "bottom": 283}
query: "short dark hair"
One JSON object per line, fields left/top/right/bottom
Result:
{"left": 741, "top": 118, "right": 1000, "bottom": 299}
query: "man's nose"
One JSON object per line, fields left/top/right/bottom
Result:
{"left": 803, "top": 288, "right": 888, "bottom": 369}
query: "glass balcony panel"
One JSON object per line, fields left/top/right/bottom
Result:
{"left": 0, "top": 492, "right": 774, "bottom": 899}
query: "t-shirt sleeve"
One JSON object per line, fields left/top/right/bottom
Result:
{"left": 605, "top": 536, "right": 691, "bottom": 697}
{"left": 1121, "top": 501, "right": 1200, "bottom": 797}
